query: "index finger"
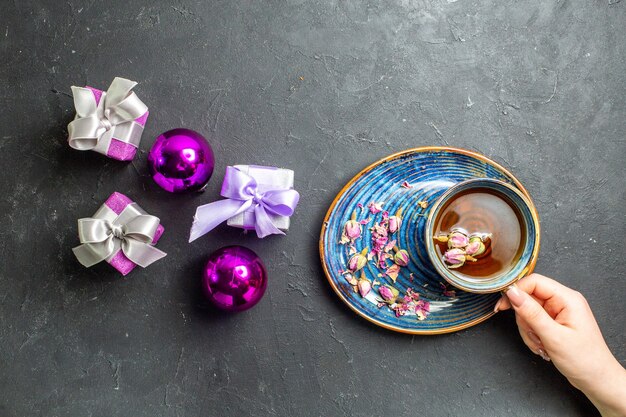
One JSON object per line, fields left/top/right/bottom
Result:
{"left": 494, "top": 273, "right": 573, "bottom": 313}
{"left": 514, "top": 273, "right": 573, "bottom": 303}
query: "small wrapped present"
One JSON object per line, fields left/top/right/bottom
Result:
{"left": 227, "top": 165, "right": 294, "bottom": 232}
{"left": 73, "top": 192, "right": 166, "bottom": 275}
{"left": 189, "top": 165, "right": 300, "bottom": 241}
{"left": 67, "top": 77, "right": 149, "bottom": 161}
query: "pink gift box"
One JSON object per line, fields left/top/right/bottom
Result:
{"left": 85, "top": 86, "right": 149, "bottom": 161}
{"left": 96, "top": 192, "right": 164, "bottom": 276}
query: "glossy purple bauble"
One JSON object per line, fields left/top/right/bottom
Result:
{"left": 148, "top": 128, "right": 215, "bottom": 193}
{"left": 203, "top": 246, "right": 268, "bottom": 312}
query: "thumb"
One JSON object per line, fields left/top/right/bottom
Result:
{"left": 506, "top": 286, "right": 557, "bottom": 337}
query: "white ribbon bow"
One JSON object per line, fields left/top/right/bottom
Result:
{"left": 72, "top": 202, "right": 166, "bottom": 269}
{"left": 67, "top": 77, "right": 147, "bottom": 155}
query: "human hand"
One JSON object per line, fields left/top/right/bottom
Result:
{"left": 495, "top": 273, "right": 626, "bottom": 417}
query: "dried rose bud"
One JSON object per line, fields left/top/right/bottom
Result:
{"left": 447, "top": 230, "right": 469, "bottom": 249}
{"left": 348, "top": 247, "right": 369, "bottom": 271}
{"left": 340, "top": 211, "right": 362, "bottom": 244}
{"left": 443, "top": 248, "right": 466, "bottom": 269}
{"left": 393, "top": 248, "right": 410, "bottom": 267}
{"left": 348, "top": 254, "right": 367, "bottom": 271}
{"left": 344, "top": 219, "right": 362, "bottom": 240}
{"left": 357, "top": 275, "right": 372, "bottom": 297}
{"left": 388, "top": 216, "right": 399, "bottom": 234}
{"left": 466, "top": 235, "right": 488, "bottom": 257}
{"left": 388, "top": 208, "right": 403, "bottom": 234}
{"left": 378, "top": 285, "right": 399, "bottom": 303}
{"left": 465, "top": 240, "right": 480, "bottom": 255}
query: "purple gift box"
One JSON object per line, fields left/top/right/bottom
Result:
{"left": 83, "top": 192, "right": 164, "bottom": 276}
{"left": 67, "top": 77, "right": 149, "bottom": 162}
{"left": 87, "top": 87, "right": 148, "bottom": 161}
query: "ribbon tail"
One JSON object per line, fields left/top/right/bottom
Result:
{"left": 67, "top": 116, "right": 106, "bottom": 151}
{"left": 259, "top": 189, "right": 300, "bottom": 216}
{"left": 122, "top": 239, "right": 167, "bottom": 268}
{"left": 189, "top": 199, "right": 250, "bottom": 242}
{"left": 254, "top": 205, "right": 285, "bottom": 238}
{"left": 72, "top": 241, "right": 113, "bottom": 267}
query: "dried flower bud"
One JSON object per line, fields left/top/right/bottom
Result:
{"left": 464, "top": 239, "right": 484, "bottom": 258}
{"left": 394, "top": 248, "right": 410, "bottom": 267}
{"left": 348, "top": 247, "right": 369, "bottom": 271}
{"left": 388, "top": 208, "right": 403, "bottom": 234}
{"left": 340, "top": 211, "right": 362, "bottom": 244}
{"left": 348, "top": 253, "right": 367, "bottom": 271}
{"left": 443, "top": 248, "right": 466, "bottom": 269}
{"left": 344, "top": 219, "right": 362, "bottom": 240}
{"left": 465, "top": 235, "right": 487, "bottom": 257}
{"left": 357, "top": 275, "right": 372, "bottom": 297}
{"left": 388, "top": 216, "right": 399, "bottom": 234}
{"left": 378, "top": 285, "right": 399, "bottom": 303}
{"left": 447, "top": 231, "right": 469, "bottom": 249}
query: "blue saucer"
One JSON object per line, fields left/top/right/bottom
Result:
{"left": 319, "top": 147, "right": 538, "bottom": 334}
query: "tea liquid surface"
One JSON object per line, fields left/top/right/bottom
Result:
{"left": 434, "top": 188, "right": 525, "bottom": 280}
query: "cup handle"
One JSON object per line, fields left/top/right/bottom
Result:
{"left": 501, "top": 283, "right": 517, "bottom": 295}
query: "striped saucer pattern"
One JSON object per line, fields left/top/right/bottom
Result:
{"left": 320, "top": 147, "right": 532, "bottom": 334}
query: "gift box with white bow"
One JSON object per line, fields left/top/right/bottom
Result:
{"left": 67, "top": 77, "right": 149, "bottom": 161}
{"left": 73, "top": 192, "right": 166, "bottom": 275}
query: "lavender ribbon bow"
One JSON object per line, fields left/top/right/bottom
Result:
{"left": 189, "top": 166, "right": 300, "bottom": 241}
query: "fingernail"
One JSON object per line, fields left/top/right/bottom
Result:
{"left": 537, "top": 348, "right": 551, "bottom": 362}
{"left": 494, "top": 298, "right": 502, "bottom": 313}
{"left": 527, "top": 331, "right": 542, "bottom": 346}
{"left": 505, "top": 286, "right": 524, "bottom": 308}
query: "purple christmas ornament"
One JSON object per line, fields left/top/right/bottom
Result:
{"left": 148, "top": 128, "right": 215, "bottom": 193}
{"left": 203, "top": 246, "right": 267, "bottom": 312}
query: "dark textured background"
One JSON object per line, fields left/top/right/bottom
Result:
{"left": 1, "top": 0, "right": 624, "bottom": 416}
